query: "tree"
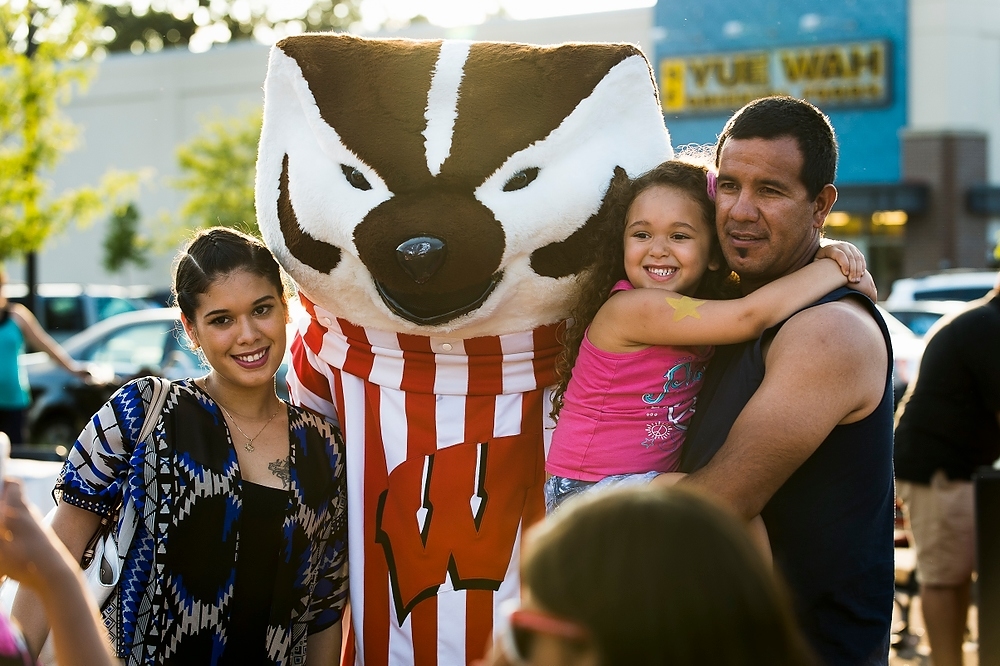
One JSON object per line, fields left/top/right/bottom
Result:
{"left": 95, "top": 0, "right": 364, "bottom": 54}
{"left": 0, "top": 0, "right": 136, "bottom": 262}
{"left": 173, "top": 106, "right": 261, "bottom": 236}
{"left": 103, "top": 201, "right": 149, "bottom": 273}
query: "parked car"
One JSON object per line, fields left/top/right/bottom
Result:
{"left": 22, "top": 308, "right": 292, "bottom": 448}
{"left": 882, "top": 300, "right": 966, "bottom": 337}
{"left": 876, "top": 305, "right": 926, "bottom": 407}
{"left": 2, "top": 283, "right": 151, "bottom": 342}
{"left": 22, "top": 309, "right": 198, "bottom": 447}
{"left": 884, "top": 269, "right": 998, "bottom": 308}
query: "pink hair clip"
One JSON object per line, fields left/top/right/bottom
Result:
{"left": 706, "top": 171, "right": 718, "bottom": 202}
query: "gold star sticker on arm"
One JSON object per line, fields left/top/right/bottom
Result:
{"left": 665, "top": 295, "right": 706, "bottom": 321}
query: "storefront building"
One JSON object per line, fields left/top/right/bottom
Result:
{"left": 654, "top": 0, "right": 1000, "bottom": 294}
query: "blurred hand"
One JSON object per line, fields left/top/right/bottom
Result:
{"left": 73, "top": 367, "right": 96, "bottom": 384}
{"left": 0, "top": 480, "right": 67, "bottom": 592}
{"left": 77, "top": 363, "right": 114, "bottom": 386}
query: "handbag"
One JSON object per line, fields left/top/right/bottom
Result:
{"left": 79, "top": 375, "right": 170, "bottom": 609}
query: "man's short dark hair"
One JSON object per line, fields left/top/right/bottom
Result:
{"left": 715, "top": 96, "right": 838, "bottom": 200}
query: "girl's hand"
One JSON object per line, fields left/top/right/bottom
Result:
{"left": 815, "top": 239, "right": 866, "bottom": 283}
{"left": 848, "top": 271, "right": 879, "bottom": 301}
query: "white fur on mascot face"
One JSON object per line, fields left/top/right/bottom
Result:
{"left": 256, "top": 35, "right": 672, "bottom": 338}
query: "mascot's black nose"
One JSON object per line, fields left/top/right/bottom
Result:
{"left": 396, "top": 236, "right": 447, "bottom": 284}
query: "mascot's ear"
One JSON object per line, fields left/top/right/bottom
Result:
{"left": 610, "top": 165, "right": 630, "bottom": 189}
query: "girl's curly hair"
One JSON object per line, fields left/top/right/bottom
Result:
{"left": 550, "top": 159, "right": 738, "bottom": 420}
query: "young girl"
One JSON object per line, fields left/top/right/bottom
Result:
{"left": 545, "top": 160, "right": 874, "bottom": 512}
{"left": 12, "top": 227, "right": 348, "bottom": 665}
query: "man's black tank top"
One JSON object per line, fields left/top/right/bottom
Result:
{"left": 681, "top": 287, "right": 895, "bottom": 666}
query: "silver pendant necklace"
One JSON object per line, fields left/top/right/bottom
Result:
{"left": 201, "top": 378, "right": 281, "bottom": 452}
{"left": 218, "top": 401, "right": 280, "bottom": 452}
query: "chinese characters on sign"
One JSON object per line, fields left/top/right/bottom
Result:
{"left": 660, "top": 40, "right": 890, "bottom": 115}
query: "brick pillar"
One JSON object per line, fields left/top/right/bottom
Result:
{"left": 900, "top": 131, "right": 989, "bottom": 275}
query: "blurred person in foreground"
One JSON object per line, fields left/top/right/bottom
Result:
{"left": 894, "top": 272, "right": 1000, "bottom": 666}
{"left": 0, "top": 445, "right": 116, "bottom": 665}
{"left": 0, "top": 270, "right": 93, "bottom": 444}
{"left": 476, "top": 485, "right": 815, "bottom": 666}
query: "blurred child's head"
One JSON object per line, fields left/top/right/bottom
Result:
{"left": 513, "top": 486, "right": 815, "bottom": 666}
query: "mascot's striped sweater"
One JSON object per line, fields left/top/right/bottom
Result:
{"left": 255, "top": 34, "right": 673, "bottom": 665}
{"left": 290, "top": 295, "right": 559, "bottom": 665}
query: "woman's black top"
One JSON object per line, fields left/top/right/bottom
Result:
{"left": 220, "top": 480, "right": 288, "bottom": 664}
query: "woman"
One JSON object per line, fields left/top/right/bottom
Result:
{"left": 483, "top": 486, "right": 816, "bottom": 666}
{"left": 11, "top": 227, "right": 348, "bottom": 665}
{"left": 0, "top": 271, "right": 92, "bottom": 444}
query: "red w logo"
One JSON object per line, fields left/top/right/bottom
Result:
{"left": 375, "top": 433, "right": 543, "bottom": 622}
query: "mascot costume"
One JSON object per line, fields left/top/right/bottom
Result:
{"left": 255, "top": 34, "right": 672, "bottom": 665}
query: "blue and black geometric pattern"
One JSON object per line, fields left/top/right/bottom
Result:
{"left": 56, "top": 377, "right": 348, "bottom": 666}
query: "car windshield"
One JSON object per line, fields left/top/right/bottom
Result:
{"left": 94, "top": 296, "right": 142, "bottom": 321}
{"left": 81, "top": 321, "right": 172, "bottom": 371}
{"left": 913, "top": 287, "right": 991, "bottom": 301}
{"left": 43, "top": 297, "right": 85, "bottom": 336}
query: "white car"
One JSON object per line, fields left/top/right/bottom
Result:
{"left": 876, "top": 305, "right": 925, "bottom": 407}
{"left": 883, "top": 300, "right": 967, "bottom": 337}
{"left": 884, "top": 270, "right": 998, "bottom": 308}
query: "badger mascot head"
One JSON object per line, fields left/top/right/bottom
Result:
{"left": 256, "top": 34, "right": 671, "bottom": 665}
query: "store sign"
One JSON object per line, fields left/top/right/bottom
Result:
{"left": 660, "top": 40, "right": 890, "bottom": 115}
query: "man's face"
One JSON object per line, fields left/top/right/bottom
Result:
{"left": 715, "top": 136, "right": 833, "bottom": 289}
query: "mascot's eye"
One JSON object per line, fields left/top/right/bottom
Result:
{"left": 341, "top": 164, "right": 372, "bottom": 191}
{"left": 502, "top": 167, "right": 539, "bottom": 192}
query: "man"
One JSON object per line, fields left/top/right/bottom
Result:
{"left": 679, "top": 96, "right": 895, "bottom": 665}
{"left": 894, "top": 273, "right": 1000, "bottom": 666}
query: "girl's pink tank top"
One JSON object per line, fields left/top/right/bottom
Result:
{"left": 546, "top": 281, "right": 713, "bottom": 481}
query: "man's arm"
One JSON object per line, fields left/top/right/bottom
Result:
{"left": 683, "top": 299, "right": 888, "bottom": 520}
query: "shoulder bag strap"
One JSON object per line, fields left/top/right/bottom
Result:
{"left": 116, "top": 376, "right": 171, "bottom": 557}
{"left": 137, "top": 376, "right": 170, "bottom": 443}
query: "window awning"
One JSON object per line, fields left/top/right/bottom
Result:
{"left": 966, "top": 185, "right": 1000, "bottom": 215}
{"left": 834, "top": 183, "right": 929, "bottom": 214}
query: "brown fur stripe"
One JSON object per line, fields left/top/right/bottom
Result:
{"left": 276, "top": 35, "right": 440, "bottom": 192}
{"left": 444, "top": 42, "right": 643, "bottom": 181}
{"left": 279, "top": 153, "right": 341, "bottom": 273}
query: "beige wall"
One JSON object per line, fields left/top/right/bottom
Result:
{"left": 908, "top": 0, "right": 1000, "bottom": 182}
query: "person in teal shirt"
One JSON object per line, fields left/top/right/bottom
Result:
{"left": 0, "top": 270, "right": 91, "bottom": 443}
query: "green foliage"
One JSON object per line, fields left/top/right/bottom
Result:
{"left": 95, "top": 0, "right": 364, "bottom": 54}
{"left": 0, "top": 1, "right": 137, "bottom": 261}
{"left": 173, "top": 107, "right": 262, "bottom": 236}
{"left": 98, "top": 4, "right": 197, "bottom": 53}
{"left": 103, "top": 201, "right": 149, "bottom": 273}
